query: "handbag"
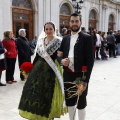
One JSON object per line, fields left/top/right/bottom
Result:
{"left": 0, "top": 53, "right": 5, "bottom": 60}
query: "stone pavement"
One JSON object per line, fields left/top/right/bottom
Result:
{"left": 0, "top": 56, "right": 120, "bottom": 120}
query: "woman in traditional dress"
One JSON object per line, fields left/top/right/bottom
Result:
{"left": 18, "top": 22, "right": 65, "bottom": 120}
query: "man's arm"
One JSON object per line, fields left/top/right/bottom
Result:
{"left": 57, "top": 37, "right": 64, "bottom": 64}
{"left": 57, "top": 38, "right": 70, "bottom": 67}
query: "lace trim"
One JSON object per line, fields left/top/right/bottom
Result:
{"left": 46, "top": 38, "right": 61, "bottom": 55}
{"left": 37, "top": 38, "right": 61, "bottom": 56}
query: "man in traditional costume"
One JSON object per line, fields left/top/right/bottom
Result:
{"left": 57, "top": 13, "right": 94, "bottom": 120}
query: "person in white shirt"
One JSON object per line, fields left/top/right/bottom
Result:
{"left": 95, "top": 31, "right": 102, "bottom": 60}
{"left": 57, "top": 13, "right": 94, "bottom": 120}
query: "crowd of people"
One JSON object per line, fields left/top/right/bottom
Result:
{"left": 90, "top": 29, "right": 120, "bottom": 60}
{"left": 60, "top": 27, "right": 120, "bottom": 60}
{"left": 0, "top": 12, "right": 120, "bottom": 120}
{"left": 0, "top": 29, "right": 33, "bottom": 86}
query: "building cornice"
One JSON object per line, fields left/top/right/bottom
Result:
{"left": 110, "top": 0, "right": 120, "bottom": 4}
{"left": 102, "top": 4, "right": 108, "bottom": 9}
{"left": 85, "top": 0, "right": 120, "bottom": 5}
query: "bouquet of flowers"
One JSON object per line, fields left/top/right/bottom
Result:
{"left": 20, "top": 62, "right": 33, "bottom": 79}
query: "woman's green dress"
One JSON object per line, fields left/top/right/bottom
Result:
{"left": 18, "top": 38, "right": 66, "bottom": 120}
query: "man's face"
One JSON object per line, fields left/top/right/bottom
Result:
{"left": 70, "top": 16, "right": 82, "bottom": 32}
{"left": 21, "top": 32, "right": 26, "bottom": 37}
{"left": 64, "top": 30, "right": 67, "bottom": 35}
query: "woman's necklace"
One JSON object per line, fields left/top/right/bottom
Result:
{"left": 44, "top": 39, "right": 49, "bottom": 46}
{"left": 44, "top": 37, "right": 54, "bottom": 46}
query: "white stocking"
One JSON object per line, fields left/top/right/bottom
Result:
{"left": 54, "top": 118, "right": 61, "bottom": 120}
{"left": 68, "top": 106, "right": 75, "bottom": 120}
{"left": 78, "top": 108, "right": 86, "bottom": 120}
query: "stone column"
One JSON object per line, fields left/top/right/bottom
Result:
{"left": 118, "top": 9, "right": 120, "bottom": 30}
{"left": 38, "top": 0, "right": 44, "bottom": 35}
{"left": 98, "top": 2, "right": 102, "bottom": 31}
{"left": 33, "top": 10, "right": 38, "bottom": 37}
{"left": 0, "top": 0, "right": 12, "bottom": 39}
{"left": 45, "top": 0, "right": 51, "bottom": 22}
{"left": 3, "top": 0, "right": 12, "bottom": 31}
{"left": 102, "top": 4, "right": 108, "bottom": 32}
{"left": 0, "top": 0, "right": 3, "bottom": 39}
{"left": 115, "top": 8, "right": 118, "bottom": 31}
{"left": 50, "top": 0, "right": 60, "bottom": 29}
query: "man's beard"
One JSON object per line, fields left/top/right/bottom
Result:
{"left": 70, "top": 26, "right": 80, "bottom": 32}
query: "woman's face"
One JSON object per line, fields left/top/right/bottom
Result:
{"left": 44, "top": 24, "right": 55, "bottom": 37}
{"left": 9, "top": 32, "right": 13, "bottom": 39}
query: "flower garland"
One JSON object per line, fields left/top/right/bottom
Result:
{"left": 20, "top": 62, "right": 33, "bottom": 79}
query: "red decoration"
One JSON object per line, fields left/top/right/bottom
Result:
{"left": 82, "top": 66, "right": 87, "bottom": 72}
{"left": 20, "top": 62, "right": 33, "bottom": 73}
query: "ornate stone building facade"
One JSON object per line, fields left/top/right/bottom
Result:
{"left": 84, "top": 0, "right": 120, "bottom": 32}
{"left": 0, "top": 0, "right": 120, "bottom": 40}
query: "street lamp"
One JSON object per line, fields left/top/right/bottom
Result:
{"left": 72, "top": 0, "right": 84, "bottom": 14}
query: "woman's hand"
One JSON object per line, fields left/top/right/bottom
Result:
{"left": 4, "top": 49, "right": 7, "bottom": 53}
{"left": 61, "top": 58, "right": 70, "bottom": 67}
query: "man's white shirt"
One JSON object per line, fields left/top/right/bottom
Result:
{"left": 68, "top": 32, "right": 79, "bottom": 72}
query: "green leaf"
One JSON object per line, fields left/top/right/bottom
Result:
{"left": 82, "top": 76, "right": 86, "bottom": 80}
{"left": 73, "top": 77, "right": 81, "bottom": 84}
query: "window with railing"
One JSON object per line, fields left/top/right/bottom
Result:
{"left": 13, "top": 13, "right": 29, "bottom": 20}
{"left": 89, "top": 10, "right": 97, "bottom": 31}
{"left": 89, "top": 10, "right": 96, "bottom": 20}
{"left": 108, "top": 14, "right": 114, "bottom": 31}
{"left": 109, "top": 14, "right": 114, "bottom": 22}
{"left": 60, "top": 4, "right": 71, "bottom": 15}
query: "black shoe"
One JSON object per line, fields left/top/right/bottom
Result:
{"left": 101, "top": 57, "right": 108, "bottom": 60}
{"left": 21, "top": 79, "right": 25, "bottom": 81}
{"left": 0, "top": 83, "right": 6, "bottom": 86}
{"left": 114, "top": 56, "right": 117, "bottom": 58}
{"left": 96, "top": 57, "right": 100, "bottom": 60}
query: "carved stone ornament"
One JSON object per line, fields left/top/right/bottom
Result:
{"left": 102, "top": 4, "right": 108, "bottom": 9}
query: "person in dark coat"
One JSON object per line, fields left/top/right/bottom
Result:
{"left": 16, "top": 29, "right": 32, "bottom": 81}
{"left": 57, "top": 13, "right": 94, "bottom": 120}
{"left": 0, "top": 40, "right": 7, "bottom": 86}
{"left": 116, "top": 30, "right": 120, "bottom": 55}
{"left": 81, "top": 27, "right": 87, "bottom": 33}
{"left": 106, "top": 31, "right": 117, "bottom": 58}
{"left": 90, "top": 30, "right": 97, "bottom": 59}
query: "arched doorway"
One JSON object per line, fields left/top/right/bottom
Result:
{"left": 89, "top": 10, "right": 97, "bottom": 32}
{"left": 12, "top": 0, "right": 33, "bottom": 41}
{"left": 108, "top": 14, "right": 114, "bottom": 31}
{"left": 60, "top": 3, "right": 71, "bottom": 33}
